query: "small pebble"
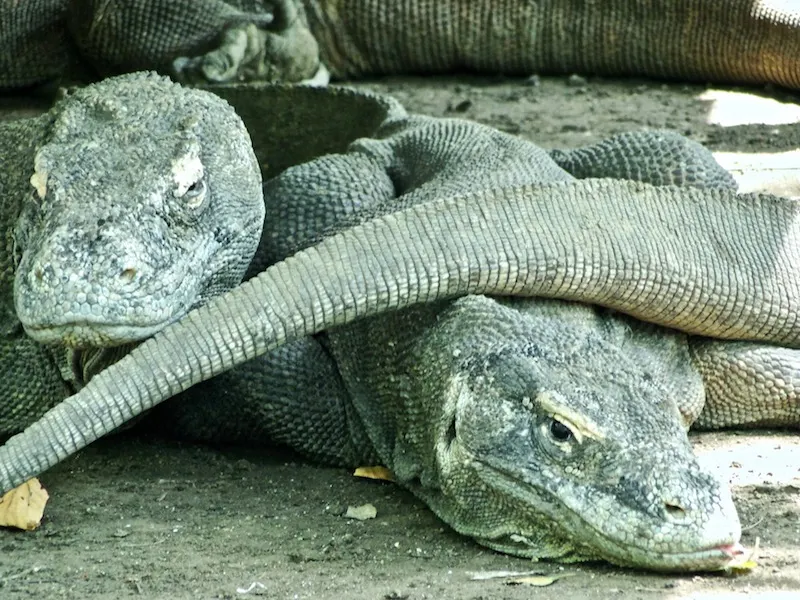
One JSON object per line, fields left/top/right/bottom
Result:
{"left": 523, "top": 74, "right": 541, "bottom": 87}
{"left": 567, "top": 74, "right": 588, "bottom": 87}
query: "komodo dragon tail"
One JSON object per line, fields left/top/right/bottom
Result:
{"left": 1, "top": 172, "right": 799, "bottom": 493}
{"left": 305, "top": 0, "right": 800, "bottom": 88}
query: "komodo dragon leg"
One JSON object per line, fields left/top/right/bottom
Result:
{"left": 2, "top": 0, "right": 323, "bottom": 88}
{"left": 67, "top": 0, "right": 322, "bottom": 84}
{"left": 171, "top": 0, "right": 325, "bottom": 84}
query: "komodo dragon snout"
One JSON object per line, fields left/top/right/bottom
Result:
{"left": 12, "top": 73, "right": 264, "bottom": 348}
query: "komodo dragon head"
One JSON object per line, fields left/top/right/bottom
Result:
{"left": 13, "top": 72, "right": 264, "bottom": 348}
{"left": 343, "top": 296, "right": 742, "bottom": 570}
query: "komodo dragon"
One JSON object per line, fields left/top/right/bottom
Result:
{"left": 2, "top": 73, "right": 800, "bottom": 571}
{"left": 0, "top": 72, "right": 404, "bottom": 427}
{"left": 2, "top": 0, "right": 800, "bottom": 89}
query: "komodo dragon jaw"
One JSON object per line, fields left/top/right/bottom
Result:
{"left": 12, "top": 73, "right": 264, "bottom": 348}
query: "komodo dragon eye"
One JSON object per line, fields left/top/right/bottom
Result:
{"left": 182, "top": 178, "right": 207, "bottom": 209}
{"left": 534, "top": 415, "right": 579, "bottom": 457}
{"left": 548, "top": 419, "right": 574, "bottom": 441}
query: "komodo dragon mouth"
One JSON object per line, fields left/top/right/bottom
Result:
{"left": 469, "top": 464, "right": 744, "bottom": 571}
{"left": 15, "top": 205, "right": 265, "bottom": 348}
{"left": 486, "top": 534, "right": 745, "bottom": 571}
{"left": 15, "top": 237, "right": 218, "bottom": 349}
{"left": 22, "top": 316, "right": 185, "bottom": 349}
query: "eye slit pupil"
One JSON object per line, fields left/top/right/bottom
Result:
{"left": 187, "top": 179, "right": 203, "bottom": 195}
{"left": 549, "top": 419, "right": 573, "bottom": 441}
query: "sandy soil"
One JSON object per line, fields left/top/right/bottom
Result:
{"left": 2, "top": 73, "right": 799, "bottom": 599}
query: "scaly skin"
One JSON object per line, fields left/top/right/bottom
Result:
{"left": 1, "top": 72, "right": 264, "bottom": 427}
{"left": 0, "top": 74, "right": 403, "bottom": 426}
{"left": 0, "top": 0, "right": 322, "bottom": 88}
{"left": 2, "top": 80, "right": 799, "bottom": 570}
{"left": 0, "top": 74, "right": 405, "bottom": 436}
{"left": 1, "top": 74, "right": 403, "bottom": 430}
{"left": 304, "top": 0, "right": 800, "bottom": 88}
{"left": 1, "top": 0, "right": 799, "bottom": 89}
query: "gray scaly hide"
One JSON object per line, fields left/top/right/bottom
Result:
{"left": 0, "top": 74, "right": 404, "bottom": 436}
{"left": 4, "top": 78, "right": 799, "bottom": 570}
{"left": 159, "top": 115, "right": 790, "bottom": 570}
{"left": 1, "top": 1, "right": 799, "bottom": 89}
{"left": 1, "top": 72, "right": 263, "bottom": 429}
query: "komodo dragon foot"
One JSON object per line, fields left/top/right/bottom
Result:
{"left": 171, "top": 0, "right": 324, "bottom": 84}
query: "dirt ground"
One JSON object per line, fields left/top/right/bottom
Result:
{"left": 2, "top": 73, "right": 800, "bottom": 599}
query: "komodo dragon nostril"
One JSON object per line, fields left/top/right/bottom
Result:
{"left": 664, "top": 501, "right": 688, "bottom": 521}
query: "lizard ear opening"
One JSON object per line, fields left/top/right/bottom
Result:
{"left": 444, "top": 413, "right": 457, "bottom": 449}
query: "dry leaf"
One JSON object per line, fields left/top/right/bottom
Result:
{"left": 344, "top": 503, "right": 377, "bottom": 520}
{"left": 0, "top": 478, "right": 49, "bottom": 531}
{"left": 353, "top": 466, "right": 395, "bottom": 482}
{"left": 724, "top": 539, "right": 759, "bottom": 574}
{"left": 469, "top": 570, "right": 547, "bottom": 581}
{"left": 506, "top": 573, "right": 574, "bottom": 587}
{"left": 726, "top": 558, "right": 759, "bottom": 574}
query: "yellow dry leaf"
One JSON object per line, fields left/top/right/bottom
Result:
{"left": 0, "top": 478, "right": 49, "bottom": 531}
{"left": 726, "top": 559, "right": 759, "bottom": 573}
{"left": 353, "top": 466, "right": 395, "bottom": 482}
{"left": 724, "top": 539, "right": 759, "bottom": 574}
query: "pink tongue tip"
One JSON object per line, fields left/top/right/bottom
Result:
{"left": 719, "top": 542, "right": 746, "bottom": 558}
